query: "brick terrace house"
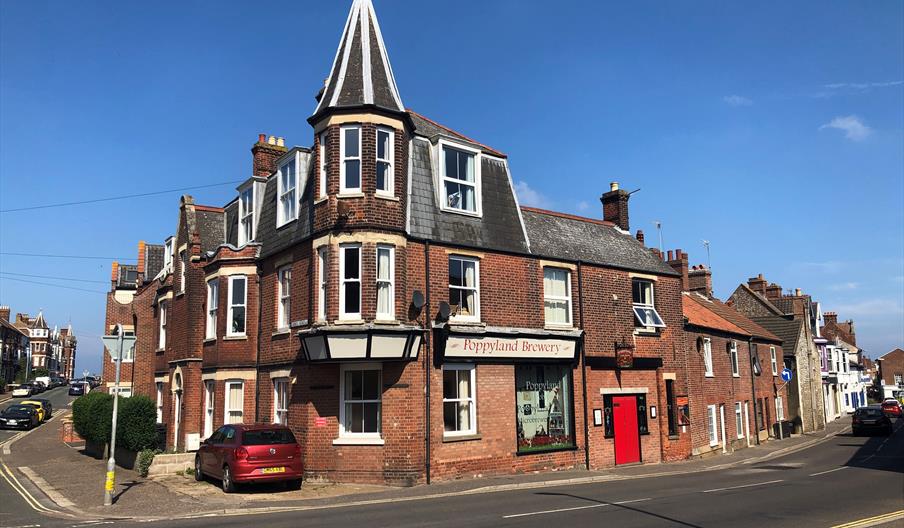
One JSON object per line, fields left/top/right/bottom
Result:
{"left": 111, "top": 0, "right": 696, "bottom": 485}
{"left": 670, "top": 258, "right": 787, "bottom": 456}
{"left": 13, "top": 311, "right": 54, "bottom": 374}
{"left": 876, "top": 348, "right": 904, "bottom": 400}
{"left": 0, "top": 306, "right": 30, "bottom": 386}
{"left": 729, "top": 277, "right": 826, "bottom": 433}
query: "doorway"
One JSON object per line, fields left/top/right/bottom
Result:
{"left": 613, "top": 395, "right": 641, "bottom": 465}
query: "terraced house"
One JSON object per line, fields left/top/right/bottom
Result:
{"left": 102, "top": 0, "right": 699, "bottom": 485}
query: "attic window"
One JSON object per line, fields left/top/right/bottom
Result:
{"left": 277, "top": 157, "right": 297, "bottom": 226}
{"left": 632, "top": 279, "right": 665, "bottom": 331}
{"left": 440, "top": 142, "right": 480, "bottom": 215}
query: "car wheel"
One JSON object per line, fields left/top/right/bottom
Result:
{"left": 194, "top": 457, "right": 204, "bottom": 481}
{"left": 222, "top": 465, "right": 236, "bottom": 493}
{"left": 286, "top": 479, "right": 302, "bottom": 491}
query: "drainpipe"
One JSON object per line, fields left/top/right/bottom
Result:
{"left": 254, "top": 269, "right": 263, "bottom": 422}
{"left": 577, "top": 261, "right": 589, "bottom": 471}
{"left": 424, "top": 241, "right": 431, "bottom": 485}
{"left": 748, "top": 338, "right": 760, "bottom": 445}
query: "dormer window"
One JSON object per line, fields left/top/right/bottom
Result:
{"left": 376, "top": 128, "right": 393, "bottom": 195}
{"left": 440, "top": 142, "right": 480, "bottom": 214}
{"left": 163, "top": 238, "right": 174, "bottom": 271}
{"left": 340, "top": 125, "right": 361, "bottom": 194}
{"left": 238, "top": 185, "right": 255, "bottom": 245}
{"left": 277, "top": 158, "right": 297, "bottom": 226}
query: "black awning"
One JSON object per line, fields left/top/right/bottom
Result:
{"left": 585, "top": 356, "right": 663, "bottom": 370}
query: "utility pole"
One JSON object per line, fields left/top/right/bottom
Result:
{"left": 100, "top": 324, "right": 135, "bottom": 506}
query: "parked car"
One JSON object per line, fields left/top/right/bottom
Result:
{"left": 12, "top": 383, "right": 34, "bottom": 398}
{"left": 51, "top": 377, "right": 64, "bottom": 388}
{"left": 30, "top": 398, "right": 53, "bottom": 419}
{"left": 19, "top": 401, "right": 46, "bottom": 423}
{"left": 194, "top": 424, "right": 303, "bottom": 493}
{"left": 31, "top": 381, "right": 45, "bottom": 394}
{"left": 0, "top": 405, "right": 40, "bottom": 429}
{"left": 68, "top": 383, "right": 85, "bottom": 396}
{"left": 34, "top": 376, "right": 52, "bottom": 389}
{"left": 881, "top": 399, "right": 902, "bottom": 418}
{"left": 852, "top": 407, "right": 893, "bottom": 435}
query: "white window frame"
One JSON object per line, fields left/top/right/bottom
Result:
{"left": 707, "top": 404, "right": 719, "bottom": 446}
{"left": 318, "top": 247, "right": 328, "bottom": 321}
{"left": 238, "top": 184, "right": 255, "bottom": 245}
{"left": 632, "top": 278, "right": 666, "bottom": 331}
{"left": 224, "top": 380, "right": 244, "bottom": 425}
{"left": 442, "top": 364, "right": 477, "bottom": 437}
{"left": 277, "top": 156, "right": 298, "bottom": 227}
{"left": 735, "top": 402, "right": 744, "bottom": 439}
{"left": 203, "top": 380, "right": 214, "bottom": 438}
{"left": 339, "top": 244, "right": 362, "bottom": 320}
{"left": 770, "top": 346, "right": 778, "bottom": 376}
{"left": 277, "top": 266, "right": 292, "bottom": 330}
{"left": 178, "top": 250, "right": 187, "bottom": 293}
{"left": 206, "top": 279, "right": 218, "bottom": 340}
{"left": 895, "top": 374, "right": 904, "bottom": 387}
{"left": 543, "top": 267, "right": 573, "bottom": 327}
{"left": 155, "top": 382, "right": 164, "bottom": 424}
{"left": 227, "top": 276, "right": 247, "bottom": 337}
{"left": 375, "top": 245, "right": 395, "bottom": 320}
{"left": 273, "top": 378, "right": 289, "bottom": 425}
{"left": 319, "top": 131, "right": 329, "bottom": 198}
{"left": 438, "top": 140, "right": 481, "bottom": 216}
{"left": 338, "top": 364, "right": 382, "bottom": 441}
{"left": 449, "top": 255, "right": 480, "bottom": 323}
{"left": 339, "top": 125, "right": 362, "bottom": 195}
{"left": 703, "top": 338, "right": 714, "bottom": 377}
{"left": 158, "top": 303, "right": 167, "bottom": 350}
{"left": 163, "top": 238, "right": 174, "bottom": 271}
{"left": 375, "top": 127, "right": 394, "bottom": 196}
{"left": 730, "top": 341, "right": 740, "bottom": 377}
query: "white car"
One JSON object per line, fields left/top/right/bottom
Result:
{"left": 11, "top": 384, "right": 33, "bottom": 398}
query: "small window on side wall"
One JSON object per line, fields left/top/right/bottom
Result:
{"left": 631, "top": 279, "right": 665, "bottom": 331}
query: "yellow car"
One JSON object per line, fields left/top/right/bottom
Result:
{"left": 19, "top": 401, "right": 47, "bottom": 422}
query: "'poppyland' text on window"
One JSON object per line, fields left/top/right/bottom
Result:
{"left": 445, "top": 336, "right": 576, "bottom": 360}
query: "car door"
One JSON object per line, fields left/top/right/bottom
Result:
{"left": 213, "top": 426, "right": 236, "bottom": 477}
{"left": 201, "top": 428, "right": 224, "bottom": 473}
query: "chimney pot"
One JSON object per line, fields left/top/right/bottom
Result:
{"left": 667, "top": 250, "right": 674, "bottom": 260}
{"left": 610, "top": 182, "right": 619, "bottom": 191}
{"left": 635, "top": 230, "right": 645, "bottom": 245}
{"left": 795, "top": 288, "right": 802, "bottom": 297}
{"left": 258, "top": 133, "right": 266, "bottom": 143}
{"left": 268, "top": 135, "right": 276, "bottom": 145}
{"left": 277, "top": 137, "right": 285, "bottom": 147}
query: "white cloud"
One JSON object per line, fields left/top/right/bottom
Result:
{"left": 827, "top": 282, "right": 859, "bottom": 291}
{"left": 832, "top": 299, "right": 904, "bottom": 317}
{"left": 513, "top": 180, "right": 549, "bottom": 208}
{"left": 819, "top": 115, "right": 872, "bottom": 141}
{"left": 722, "top": 95, "right": 753, "bottom": 107}
{"left": 576, "top": 201, "right": 590, "bottom": 212}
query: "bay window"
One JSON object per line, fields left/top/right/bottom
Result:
{"left": 443, "top": 364, "right": 476, "bottom": 436}
{"left": 206, "top": 279, "right": 218, "bottom": 339}
{"left": 339, "top": 365, "right": 381, "bottom": 439}
{"left": 238, "top": 186, "right": 255, "bottom": 245}
{"left": 225, "top": 380, "right": 244, "bottom": 424}
{"left": 441, "top": 144, "right": 478, "bottom": 213}
{"left": 632, "top": 278, "right": 665, "bottom": 331}
{"left": 376, "top": 128, "right": 393, "bottom": 195}
{"left": 340, "top": 125, "right": 361, "bottom": 193}
{"left": 376, "top": 245, "right": 394, "bottom": 320}
{"left": 543, "top": 267, "right": 572, "bottom": 326}
{"left": 277, "top": 266, "right": 291, "bottom": 330}
{"left": 339, "top": 244, "right": 361, "bottom": 320}
{"left": 227, "top": 276, "right": 247, "bottom": 337}
{"left": 449, "top": 256, "right": 479, "bottom": 321}
{"left": 278, "top": 159, "right": 297, "bottom": 226}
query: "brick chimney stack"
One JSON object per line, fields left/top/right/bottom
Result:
{"left": 824, "top": 311, "right": 838, "bottom": 326}
{"left": 137, "top": 241, "right": 146, "bottom": 275}
{"left": 111, "top": 261, "right": 119, "bottom": 287}
{"left": 765, "top": 283, "right": 783, "bottom": 300}
{"left": 689, "top": 265, "right": 713, "bottom": 298}
{"left": 601, "top": 182, "right": 631, "bottom": 231}
{"left": 666, "top": 249, "right": 689, "bottom": 291}
{"left": 0, "top": 305, "right": 10, "bottom": 322}
{"left": 252, "top": 133, "right": 289, "bottom": 177}
{"left": 747, "top": 274, "right": 767, "bottom": 295}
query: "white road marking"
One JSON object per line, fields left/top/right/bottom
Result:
{"left": 809, "top": 466, "right": 848, "bottom": 477}
{"left": 502, "top": 497, "right": 652, "bottom": 519}
{"left": 701, "top": 479, "right": 784, "bottom": 493}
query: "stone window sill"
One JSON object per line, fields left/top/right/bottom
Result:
{"left": 272, "top": 328, "right": 291, "bottom": 337}
{"left": 224, "top": 335, "right": 247, "bottom": 341}
{"left": 203, "top": 338, "right": 216, "bottom": 344}
{"left": 333, "top": 319, "right": 365, "bottom": 325}
{"left": 314, "top": 196, "right": 328, "bottom": 205}
{"left": 442, "top": 433, "right": 481, "bottom": 443}
{"left": 332, "top": 437, "right": 384, "bottom": 446}
{"left": 337, "top": 192, "right": 365, "bottom": 199}
{"left": 375, "top": 194, "right": 399, "bottom": 202}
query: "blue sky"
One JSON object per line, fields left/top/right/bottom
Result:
{"left": 1, "top": 1, "right": 901, "bottom": 374}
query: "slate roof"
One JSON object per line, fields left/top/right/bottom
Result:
{"left": 195, "top": 208, "right": 226, "bottom": 254}
{"left": 683, "top": 294, "right": 749, "bottom": 336}
{"left": 409, "top": 111, "right": 506, "bottom": 158}
{"left": 0, "top": 318, "right": 27, "bottom": 337}
{"left": 751, "top": 316, "right": 802, "bottom": 357}
{"left": 144, "top": 244, "right": 165, "bottom": 282}
{"left": 407, "top": 139, "right": 529, "bottom": 254}
{"left": 224, "top": 199, "right": 239, "bottom": 248}
{"left": 256, "top": 150, "right": 315, "bottom": 260}
{"left": 702, "top": 296, "right": 782, "bottom": 343}
{"left": 312, "top": 0, "right": 404, "bottom": 121}
{"left": 521, "top": 208, "right": 679, "bottom": 276}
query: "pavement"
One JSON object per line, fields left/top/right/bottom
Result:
{"left": 1, "top": 404, "right": 901, "bottom": 527}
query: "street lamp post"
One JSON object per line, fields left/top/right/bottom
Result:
{"left": 100, "top": 324, "right": 135, "bottom": 507}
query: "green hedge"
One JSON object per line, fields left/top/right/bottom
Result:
{"left": 72, "top": 393, "right": 157, "bottom": 451}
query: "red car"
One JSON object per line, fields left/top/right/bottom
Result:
{"left": 881, "top": 400, "right": 902, "bottom": 418}
{"left": 194, "top": 424, "right": 303, "bottom": 493}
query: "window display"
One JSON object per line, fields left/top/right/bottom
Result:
{"left": 515, "top": 364, "right": 575, "bottom": 453}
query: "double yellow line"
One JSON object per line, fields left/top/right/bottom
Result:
{"left": 832, "top": 509, "right": 904, "bottom": 528}
{"left": 0, "top": 461, "right": 59, "bottom": 514}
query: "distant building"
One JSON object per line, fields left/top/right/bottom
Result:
{"left": 0, "top": 306, "right": 30, "bottom": 386}
{"left": 877, "top": 348, "right": 904, "bottom": 401}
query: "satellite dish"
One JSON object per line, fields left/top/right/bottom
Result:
{"left": 411, "top": 290, "right": 425, "bottom": 310}
{"left": 438, "top": 301, "right": 451, "bottom": 321}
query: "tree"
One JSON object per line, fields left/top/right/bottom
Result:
{"left": 32, "top": 367, "right": 49, "bottom": 378}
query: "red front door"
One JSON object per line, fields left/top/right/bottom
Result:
{"left": 613, "top": 395, "right": 641, "bottom": 465}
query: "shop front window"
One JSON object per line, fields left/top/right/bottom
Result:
{"left": 515, "top": 364, "right": 574, "bottom": 454}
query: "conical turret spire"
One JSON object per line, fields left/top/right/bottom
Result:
{"left": 312, "top": 0, "right": 404, "bottom": 119}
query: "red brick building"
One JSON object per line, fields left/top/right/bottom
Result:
{"left": 108, "top": 0, "right": 704, "bottom": 485}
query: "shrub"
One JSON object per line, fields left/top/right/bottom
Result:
{"left": 72, "top": 391, "right": 113, "bottom": 445}
{"left": 136, "top": 449, "right": 160, "bottom": 478}
{"left": 118, "top": 396, "right": 158, "bottom": 452}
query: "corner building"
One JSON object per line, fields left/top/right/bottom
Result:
{"left": 124, "top": 0, "right": 692, "bottom": 485}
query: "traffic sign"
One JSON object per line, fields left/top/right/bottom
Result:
{"left": 780, "top": 368, "right": 793, "bottom": 383}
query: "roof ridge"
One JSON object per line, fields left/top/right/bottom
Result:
{"left": 407, "top": 109, "right": 506, "bottom": 157}
{"left": 521, "top": 206, "right": 616, "bottom": 227}
{"left": 194, "top": 205, "right": 225, "bottom": 213}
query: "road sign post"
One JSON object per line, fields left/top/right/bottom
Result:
{"left": 776, "top": 368, "right": 794, "bottom": 440}
{"left": 100, "top": 324, "right": 136, "bottom": 507}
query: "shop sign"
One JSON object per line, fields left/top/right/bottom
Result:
{"left": 445, "top": 335, "right": 576, "bottom": 360}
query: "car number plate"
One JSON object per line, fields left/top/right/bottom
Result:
{"left": 262, "top": 467, "right": 285, "bottom": 474}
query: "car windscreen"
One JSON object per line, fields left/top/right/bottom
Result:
{"left": 5, "top": 406, "right": 33, "bottom": 414}
{"left": 242, "top": 429, "right": 297, "bottom": 445}
{"left": 857, "top": 409, "right": 883, "bottom": 417}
